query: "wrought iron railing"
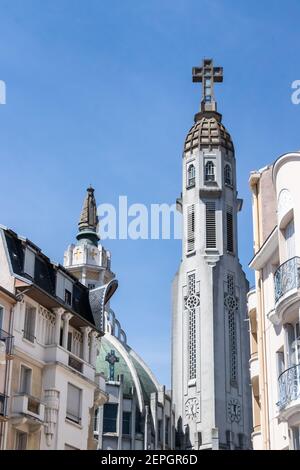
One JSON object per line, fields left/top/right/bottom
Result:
{"left": 0, "top": 393, "right": 8, "bottom": 417}
{"left": 0, "top": 329, "right": 14, "bottom": 356}
{"left": 277, "top": 363, "right": 300, "bottom": 410}
{"left": 274, "top": 257, "right": 300, "bottom": 303}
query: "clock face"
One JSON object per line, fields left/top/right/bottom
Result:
{"left": 227, "top": 398, "right": 241, "bottom": 423}
{"left": 185, "top": 398, "right": 199, "bottom": 420}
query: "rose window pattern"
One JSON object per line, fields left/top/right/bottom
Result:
{"left": 185, "top": 273, "right": 200, "bottom": 381}
{"left": 225, "top": 273, "right": 239, "bottom": 386}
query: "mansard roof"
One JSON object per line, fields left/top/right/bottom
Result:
{"left": 1, "top": 227, "right": 102, "bottom": 332}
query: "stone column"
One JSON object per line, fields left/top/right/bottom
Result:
{"left": 62, "top": 312, "right": 73, "bottom": 349}
{"left": 53, "top": 308, "right": 65, "bottom": 345}
{"left": 81, "top": 326, "right": 92, "bottom": 362}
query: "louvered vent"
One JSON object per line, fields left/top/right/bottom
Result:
{"left": 226, "top": 206, "right": 234, "bottom": 253}
{"left": 206, "top": 201, "right": 216, "bottom": 248}
{"left": 187, "top": 205, "right": 195, "bottom": 252}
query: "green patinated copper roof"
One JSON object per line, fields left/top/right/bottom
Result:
{"left": 96, "top": 335, "right": 158, "bottom": 404}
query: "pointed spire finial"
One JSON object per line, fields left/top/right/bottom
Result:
{"left": 77, "top": 186, "right": 100, "bottom": 245}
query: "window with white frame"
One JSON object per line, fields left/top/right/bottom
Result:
{"left": 23, "top": 304, "right": 36, "bottom": 343}
{"left": 20, "top": 365, "right": 32, "bottom": 395}
{"left": 66, "top": 383, "right": 82, "bottom": 424}
{"left": 205, "top": 161, "right": 215, "bottom": 182}
{"left": 187, "top": 163, "right": 196, "bottom": 188}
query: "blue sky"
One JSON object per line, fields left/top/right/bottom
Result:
{"left": 1, "top": 0, "right": 300, "bottom": 387}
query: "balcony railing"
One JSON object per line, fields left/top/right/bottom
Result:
{"left": 277, "top": 363, "right": 300, "bottom": 410}
{"left": 27, "top": 396, "right": 41, "bottom": 415}
{"left": 0, "top": 393, "right": 8, "bottom": 418}
{"left": 0, "top": 329, "right": 14, "bottom": 356}
{"left": 68, "top": 354, "right": 83, "bottom": 373}
{"left": 22, "top": 329, "right": 35, "bottom": 343}
{"left": 274, "top": 257, "right": 300, "bottom": 303}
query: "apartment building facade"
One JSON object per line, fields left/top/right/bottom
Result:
{"left": 248, "top": 152, "right": 300, "bottom": 450}
{"left": 0, "top": 225, "right": 107, "bottom": 450}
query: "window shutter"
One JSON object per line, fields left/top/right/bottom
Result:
{"left": 187, "top": 205, "right": 195, "bottom": 252}
{"left": 226, "top": 207, "right": 234, "bottom": 253}
{"left": 67, "top": 383, "right": 81, "bottom": 423}
{"left": 206, "top": 201, "right": 216, "bottom": 248}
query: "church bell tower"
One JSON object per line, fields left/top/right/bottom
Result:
{"left": 172, "top": 59, "right": 252, "bottom": 450}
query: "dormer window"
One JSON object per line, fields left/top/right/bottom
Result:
{"left": 224, "top": 164, "right": 232, "bottom": 186}
{"left": 65, "top": 289, "right": 72, "bottom": 306}
{"left": 205, "top": 161, "right": 215, "bottom": 182}
{"left": 187, "top": 164, "right": 196, "bottom": 188}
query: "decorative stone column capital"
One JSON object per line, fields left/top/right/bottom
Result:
{"left": 62, "top": 312, "right": 73, "bottom": 322}
{"left": 80, "top": 326, "right": 92, "bottom": 336}
{"left": 52, "top": 307, "right": 66, "bottom": 317}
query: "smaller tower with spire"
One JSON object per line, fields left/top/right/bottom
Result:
{"left": 64, "top": 187, "right": 114, "bottom": 289}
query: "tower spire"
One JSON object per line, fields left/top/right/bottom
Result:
{"left": 192, "top": 58, "right": 223, "bottom": 115}
{"left": 76, "top": 186, "right": 99, "bottom": 245}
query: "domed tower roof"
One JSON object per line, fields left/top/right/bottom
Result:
{"left": 184, "top": 112, "right": 234, "bottom": 153}
{"left": 185, "top": 58, "right": 234, "bottom": 154}
{"left": 97, "top": 329, "right": 161, "bottom": 412}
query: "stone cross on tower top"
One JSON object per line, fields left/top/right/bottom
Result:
{"left": 192, "top": 58, "right": 223, "bottom": 113}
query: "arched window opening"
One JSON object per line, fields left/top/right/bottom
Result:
{"left": 224, "top": 164, "right": 232, "bottom": 186}
{"left": 187, "top": 164, "right": 196, "bottom": 188}
{"left": 205, "top": 161, "right": 215, "bottom": 182}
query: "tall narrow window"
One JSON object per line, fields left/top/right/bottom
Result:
{"left": 15, "top": 431, "right": 27, "bottom": 450}
{"left": 103, "top": 403, "right": 118, "bottom": 433}
{"left": 187, "top": 205, "right": 195, "bottom": 253}
{"left": 20, "top": 366, "right": 32, "bottom": 395}
{"left": 135, "top": 407, "right": 142, "bottom": 434}
{"left": 224, "top": 164, "right": 232, "bottom": 186}
{"left": 286, "top": 322, "right": 300, "bottom": 367}
{"left": 187, "top": 273, "right": 198, "bottom": 381}
{"left": 206, "top": 201, "right": 216, "bottom": 248}
{"left": 292, "top": 426, "right": 300, "bottom": 450}
{"left": 226, "top": 207, "right": 234, "bottom": 253}
{"left": 187, "top": 164, "right": 196, "bottom": 188}
{"left": 122, "top": 411, "right": 131, "bottom": 435}
{"left": 205, "top": 161, "right": 215, "bottom": 182}
{"left": 66, "top": 383, "right": 82, "bottom": 424}
{"left": 23, "top": 305, "right": 36, "bottom": 343}
{"left": 165, "top": 417, "right": 170, "bottom": 445}
{"left": 284, "top": 219, "right": 295, "bottom": 260}
{"left": 225, "top": 273, "right": 238, "bottom": 386}
{"left": 0, "top": 306, "right": 3, "bottom": 331}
